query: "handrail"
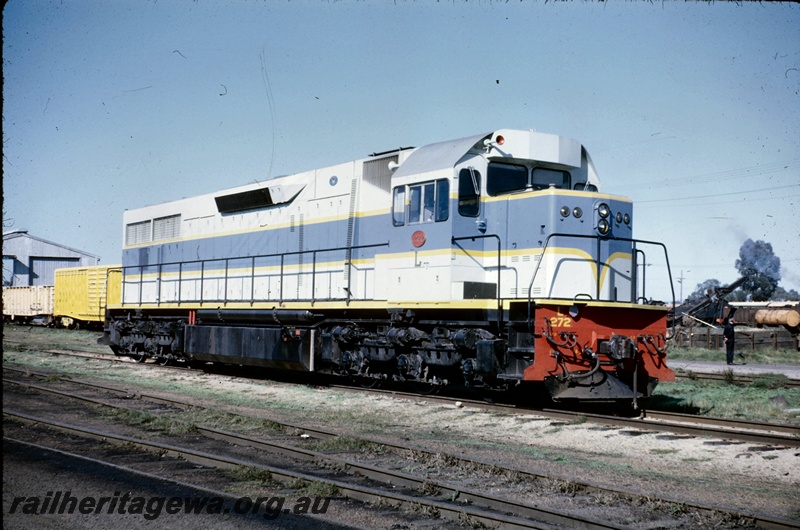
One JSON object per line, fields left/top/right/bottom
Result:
{"left": 121, "top": 242, "right": 389, "bottom": 306}
{"left": 526, "top": 233, "right": 675, "bottom": 326}
{"left": 635, "top": 248, "right": 646, "bottom": 300}
{"left": 452, "top": 234, "right": 503, "bottom": 333}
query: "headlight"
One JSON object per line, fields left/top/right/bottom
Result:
{"left": 616, "top": 212, "right": 623, "bottom": 224}
{"left": 573, "top": 207, "right": 583, "bottom": 218}
{"left": 560, "top": 206, "right": 570, "bottom": 217}
{"left": 597, "top": 203, "right": 610, "bottom": 218}
{"left": 598, "top": 219, "right": 610, "bottom": 234}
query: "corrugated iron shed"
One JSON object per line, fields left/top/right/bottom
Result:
{"left": 2, "top": 230, "right": 99, "bottom": 286}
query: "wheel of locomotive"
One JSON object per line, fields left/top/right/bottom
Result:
{"left": 156, "top": 356, "right": 171, "bottom": 366}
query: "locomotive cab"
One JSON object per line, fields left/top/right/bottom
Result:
{"left": 382, "top": 129, "right": 675, "bottom": 404}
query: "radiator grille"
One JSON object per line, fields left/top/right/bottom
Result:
{"left": 363, "top": 155, "right": 398, "bottom": 192}
{"left": 153, "top": 214, "right": 181, "bottom": 241}
{"left": 126, "top": 220, "right": 152, "bottom": 245}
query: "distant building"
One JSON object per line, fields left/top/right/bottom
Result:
{"left": 2, "top": 230, "right": 99, "bottom": 286}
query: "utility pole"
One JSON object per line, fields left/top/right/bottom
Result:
{"left": 677, "top": 270, "right": 690, "bottom": 302}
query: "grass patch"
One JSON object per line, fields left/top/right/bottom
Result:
{"left": 307, "top": 435, "right": 385, "bottom": 454}
{"left": 106, "top": 408, "right": 198, "bottom": 435}
{"left": 650, "top": 379, "right": 800, "bottom": 422}
{"left": 227, "top": 465, "right": 276, "bottom": 486}
{"left": 90, "top": 392, "right": 288, "bottom": 436}
{"left": 568, "top": 415, "right": 588, "bottom": 425}
{"left": 540, "top": 477, "right": 585, "bottom": 496}
{"left": 3, "top": 344, "right": 404, "bottom": 437}
{"left": 667, "top": 345, "right": 799, "bottom": 365}
{"left": 287, "top": 479, "right": 339, "bottom": 497}
{"left": 721, "top": 368, "right": 736, "bottom": 385}
{"left": 3, "top": 326, "right": 110, "bottom": 354}
{"left": 649, "top": 448, "right": 679, "bottom": 455}
{"left": 750, "top": 373, "right": 791, "bottom": 389}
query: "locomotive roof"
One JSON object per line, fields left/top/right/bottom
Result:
{"left": 392, "top": 129, "right": 599, "bottom": 187}
{"left": 124, "top": 128, "right": 600, "bottom": 221}
{"left": 392, "top": 132, "right": 489, "bottom": 178}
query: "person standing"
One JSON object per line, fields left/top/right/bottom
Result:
{"left": 723, "top": 317, "right": 735, "bottom": 365}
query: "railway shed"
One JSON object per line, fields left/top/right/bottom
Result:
{"left": 2, "top": 230, "right": 99, "bottom": 287}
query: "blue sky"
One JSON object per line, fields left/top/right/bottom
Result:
{"left": 3, "top": 0, "right": 799, "bottom": 301}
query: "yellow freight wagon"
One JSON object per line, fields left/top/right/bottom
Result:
{"left": 54, "top": 265, "right": 121, "bottom": 328}
{"left": 2, "top": 285, "right": 55, "bottom": 324}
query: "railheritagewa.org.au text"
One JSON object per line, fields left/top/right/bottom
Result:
{"left": 8, "top": 491, "right": 331, "bottom": 520}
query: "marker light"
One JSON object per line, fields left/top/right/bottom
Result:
{"left": 598, "top": 219, "right": 610, "bottom": 235}
{"left": 560, "top": 206, "right": 570, "bottom": 217}
{"left": 496, "top": 135, "right": 505, "bottom": 145}
{"left": 597, "top": 203, "right": 610, "bottom": 218}
{"left": 623, "top": 213, "right": 630, "bottom": 225}
{"left": 616, "top": 212, "right": 623, "bottom": 224}
{"left": 573, "top": 207, "right": 583, "bottom": 218}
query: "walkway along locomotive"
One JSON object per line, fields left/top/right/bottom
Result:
{"left": 101, "top": 129, "right": 676, "bottom": 406}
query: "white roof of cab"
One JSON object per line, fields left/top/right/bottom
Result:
{"left": 392, "top": 129, "right": 595, "bottom": 182}
{"left": 392, "top": 133, "right": 489, "bottom": 179}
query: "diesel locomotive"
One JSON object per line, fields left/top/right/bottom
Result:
{"left": 101, "top": 129, "right": 676, "bottom": 406}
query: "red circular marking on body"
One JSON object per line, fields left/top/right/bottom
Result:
{"left": 411, "top": 230, "right": 426, "bottom": 248}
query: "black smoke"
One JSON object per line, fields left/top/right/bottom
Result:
{"left": 735, "top": 239, "right": 781, "bottom": 301}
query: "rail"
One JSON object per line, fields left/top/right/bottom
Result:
{"left": 121, "top": 242, "right": 389, "bottom": 307}
{"left": 5, "top": 367, "right": 798, "bottom": 529}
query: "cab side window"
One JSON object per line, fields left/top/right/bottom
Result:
{"left": 408, "top": 183, "right": 429, "bottom": 224}
{"left": 393, "top": 178, "right": 449, "bottom": 225}
{"left": 435, "top": 179, "right": 449, "bottom": 222}
{"left": 392, "top": 187, "right": 405, "bottom": 226}
{"left": 458, "top": 168, "right": 481, "bottom": 217}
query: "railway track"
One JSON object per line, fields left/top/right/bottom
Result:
{"left": 4, "top": 367, "right": 799, "bottom": 529}
{"left": 2, "top": 413, "right": 608, "bottom": 530}
{"left": 6, "top": 343, "right": 800, "bottom": 447}
{"left": 320, "top": 383, "right": 800, "bottom": 448}
{"left": 642, "top": 410, "right": 800, "bottom": 437}
{"left": 3, "top": 437, "right": 348, "bottom": 529}
{"left": 541, "top": 408, "right": 799, "bottom": 447}
{"left": 2, "top": 394, "right": 634, "bottom": 529}
{"left": 5, "top": 343, "right": 195, "bottom": 371}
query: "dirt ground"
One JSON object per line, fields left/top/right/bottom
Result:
{"left": 5, "top": 345, "right": 798, "bottom": 522}
{"left": 3, "top": 326, "right": 799, "bottom": 524}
